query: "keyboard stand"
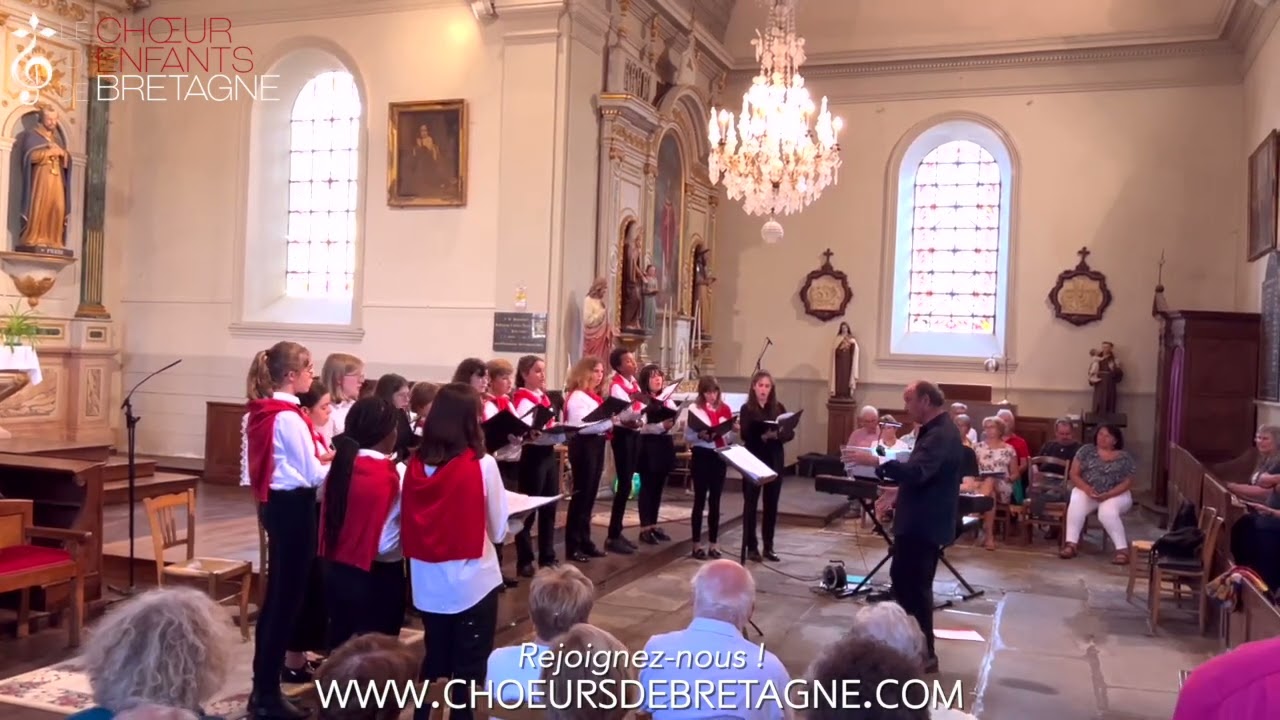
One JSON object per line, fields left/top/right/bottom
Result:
{"left": 830, "top": 496, "right": 894, "bottom": 599}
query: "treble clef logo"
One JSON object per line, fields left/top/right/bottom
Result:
{"left": 11, "top": 14, "right": 56, "bottom": 106}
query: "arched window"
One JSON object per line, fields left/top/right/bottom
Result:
{"left": 887, "top": 119, "right": 1013, "bottom": 362}
{"left": 234, "top": 49, "right": 366, "bottom": 341}
{"left": 286, "top": 71, "right": 360, "bottom": 298}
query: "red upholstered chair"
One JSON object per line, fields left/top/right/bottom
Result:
{"left": 0, "top": 499, "right": 88, "bottom": 647}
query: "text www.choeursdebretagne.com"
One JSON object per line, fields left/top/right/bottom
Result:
{"left": 314, "top": 678, "right": 967, "bottom": 713}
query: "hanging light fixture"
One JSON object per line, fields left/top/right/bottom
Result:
{"left": 708, "top": 0, "right": 842, "bottom": 243}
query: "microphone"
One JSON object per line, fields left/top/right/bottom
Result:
{"left": 765, "top": 337, "right": 773, "bottom": 346}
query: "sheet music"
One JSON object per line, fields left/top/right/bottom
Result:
{"left": 529, "top": 431, "right": 563, "bottom": 446}
{"left": 657, "top": 381, "right": 681, "bottom": 402}
{"left": 719, "top": 445, "right": 778, "bottom": 482}
{"left": 563, "top": 419, "right": 612, "bottom": 435}
{"left": 776, "top": 411, "right": 799, "bottom": 423}
{"left": 506, "top": 491, "right": 562, "bottom": 533}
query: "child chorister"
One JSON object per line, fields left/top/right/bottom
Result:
{"left": 319, "top": 353, "right": 364, "bottom": 441}
{"left": 243, "top": 342, "right": 328, "bottom": 720}
{"left": 684, "top": 375, "right": 735, "bottom": 561}
{"left": 562, "top": 356, "right": 611, "bottom": 563}
{"left": 319, "top": 397, "right": 406, "bottom": 649}
{"left": 511, "top": 355, "right": 559, "bottom": 576}
{"left": 483, "top": 359, "right": 521, "bottom": 589}
{"left": 636, "top": 363, "right": 676, "bottom": 546}
{"left": 409, "top": 382, "right": 439, "bottom": 438}
{"left": 604, "top": 348, "right": 644, "bottom": 554}
{"left": 402, "top": 383, "right": 508, "bottom": 720}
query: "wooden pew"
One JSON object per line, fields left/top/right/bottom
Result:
{"left": 0, "top": 453, "right": 105, "bottom": 609}
{"left": 1168, "top": 444, "right": 1204, "bottom": 512}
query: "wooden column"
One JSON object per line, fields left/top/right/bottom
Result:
{"left": 75, "top": 49, "right": 113, "bottom": 319}
{"left": 827, "top": 396, "right": 857, "bottom": 454}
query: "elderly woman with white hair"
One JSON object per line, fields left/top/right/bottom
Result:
{"left": 68, "top": 587, "right": 235, "bottom": 720}
{"left": 845, "top": 405, "right": 881, "bottom": 449}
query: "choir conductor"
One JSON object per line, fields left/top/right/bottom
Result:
{"left": 845, "top": 380, "right": 963, "bottom": 673}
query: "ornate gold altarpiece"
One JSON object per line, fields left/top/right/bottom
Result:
{"left": 0, "top": 0, "right": 121, "bottom": 443}
{"left": 594, "top": 3, "right": 724, "bottom": 385}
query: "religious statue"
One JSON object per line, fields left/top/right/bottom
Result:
{"left": 830, "top": 322, "right": 860, "bottom": 398}
{"left": 619, "top": 224, "right": 645, "bottom": 333}
{"left": 642, "top": 262, "right": 658, "bottom": 334}
{"left": 691, "top": 243, "right": 715, "bottom": 333}
{"left": 16, "top": 105, "right": 72, "bottom": 254}
{"left": 1088, "top": 341, "right": 1124, "bottom": 415}
{"left": 582, "top": 277, "right": 615, "bottom": 361}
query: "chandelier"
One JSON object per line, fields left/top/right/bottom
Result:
{"left": 708, "top": 0, "right": 842, "bottom": 243}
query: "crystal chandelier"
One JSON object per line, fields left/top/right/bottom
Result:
{"left": 708, "top": 0, "right": 842, "bottom": 243}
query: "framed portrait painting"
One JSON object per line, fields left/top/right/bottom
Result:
{"left": 388, "top": 99, "right": 467, "bottom": 207}
{"left": 1248, "top": 130, "right": 1278, "bottom": 262}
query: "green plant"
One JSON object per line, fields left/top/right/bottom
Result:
{"left": 0, "top": 301, "right": 40, "bottom": 350}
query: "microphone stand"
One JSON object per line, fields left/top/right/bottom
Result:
{"left": 111, "top": 359, "right": 182, "bottom": 597}
{"left": 752, "top": 338, "right": 772, "bottom": 374}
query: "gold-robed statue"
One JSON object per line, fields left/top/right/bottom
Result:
{"left": 16, "top": 105, "right": 72, "bottom": 256}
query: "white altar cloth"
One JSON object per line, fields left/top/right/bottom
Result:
{"left": 0, "top": 345, "right": 41, "bottom": 385}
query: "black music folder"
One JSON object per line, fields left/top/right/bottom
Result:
{"left": 482, "top": 411, "right": 532, "bottom": 454}
{"left": 762, "top": 409, "right": 803, "bottom": 433}
{"left": 546, "top": 390, "right": 566, "bottom": 416}
{"left": 718, "top": 445, "right": 778, "bottom": 485}
{"left": 688, "top": 412, "right": 736, "bottom": 438}
{"left": 518, "top": 402, "right": 556, "bottom": 430}
{"left": 643, "top": 401, "right": 680, "bottom": 425}
{"left": 581, "top": 396, "right": 632, "bottom": 423}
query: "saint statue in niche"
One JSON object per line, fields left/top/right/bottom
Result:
{"left": 582, "top": 277, "right": 615, "bottom": 362}
{"left": 830, "top": 322, "right": 859, "bottom": 399}
{"left": 15, "top": 105, "right": 72, "bottom": 255}
{"left": 642, "top": 261, "right": 658, "bottom": 334}
{"left": 1087, "top": 341, "right": 1123, "bottom": 415}
{"left": 619, "top": 222, "right": 646, "bottom": 333}
{"left": 691, "top": 242, "right": 714, "bottom": 333}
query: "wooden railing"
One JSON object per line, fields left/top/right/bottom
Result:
{"left": 1168, "top": 443, "right": 1278, "bottom": 647}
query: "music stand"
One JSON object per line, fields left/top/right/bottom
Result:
{"left": 718, "top": 445, "right": 773, "bottom": 639}
{"left": 111, "top": 359, "right": 182, "bottom": 596}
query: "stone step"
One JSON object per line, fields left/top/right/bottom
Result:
{"left": 103, "top": 471, "right": 199, "bottom": 505}
{"left": 104, "top": 455, "right": 158, "bottom": 481}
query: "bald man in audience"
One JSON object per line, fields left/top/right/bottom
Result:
{"left": 846, "top": 405, "right": 881, "bottom": 448}
{"left": 639, "top": 560, "right": 792, "bottom": 720}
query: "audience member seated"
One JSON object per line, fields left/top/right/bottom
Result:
{"left": 639, "top": 559, "right": 790, "bottom": 720}
{"left": 950, "top": 403, "right": 977, "bottom": 445}
{"left": 69, "top": 587, "right": 235, "bottom": 720}
{"left": 995, "top": 409, "right": 1030, "bottom": 482}
{"left": 1226, "top": 425, "right": 1280, "bottom": 591}
{"left": 314, "top": 634, "right": 418, "bottom": 720}
{"left": 540, "top": 624, "right": 636, "bottom": 720}
{"left": 875, "top": 414, "right": 911, "bottom": 455}
{"left": 846, "top": 405, "right": 881, "bottom": 449}
{"left": 114, "top": 707, "right": 199, "bottom": 720}
{"left": 1172, "top": 636, "right": 1280, "bottom": 719}
{"left": 487, "top": 565, "right": 595, "bottom": 702}
{"left": 1028, "top": 418, "right": 1080, "bottom": 516}
{"left": 846, "top": 603, "right": 978, "bottom": 719}
{"left": 1060, "top": 424, "right": 1135, "bottom": 564}
{"left": 806, "top": 634, "right": 930, "bottom": 720}
{"left": 953, "top": 414, "right": 974, "bottom": 448}
{"left": 971, "top": 416, "right": 1017, "bottom": 549}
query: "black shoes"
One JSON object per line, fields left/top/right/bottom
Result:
{"left": 279, "top": 665, "right": 313, "bottom": 684}
{"left": 763, "top": 549, "right": 780, "bottom": 562}
{"left": 639, "top": 530, "right": 660, "bottom": 545}
{"left": 606, "top": 536, "right": 637, "bottom": 554}
{"left": 924, "top": 656, "right": 940, "bottom": 674}
{"left": 653, "top": 527, "right": 672, "bottom": 542}
{"left": 249, "top": 692, "right": 307, "bottom": 720}
{"left": 748, "top": 549, "right": 763, "bottom": 562}
{"left": 503, "top": 574, "right": 519, "bottom": 588}
{"left": 517, "top": 563, "right": 536, "bottom": 577}
{"left": 570, "top": 551, "right": 591, "bottom": 563}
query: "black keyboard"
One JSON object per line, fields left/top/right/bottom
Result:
{"left": 816, "top": 474, "right": 994, "bottom": 515}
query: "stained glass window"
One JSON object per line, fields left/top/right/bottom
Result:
{"left": 906, "top": 140, "right": 1001, "bottom": 334}
{"left": 286, "top": 71, "right": 361, "bottom": 298}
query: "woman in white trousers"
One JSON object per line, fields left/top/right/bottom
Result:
{"left": 1060, "top": 424, "right": 1136, "bottom": 564}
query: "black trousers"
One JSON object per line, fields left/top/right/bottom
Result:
{"left": 515, "top": 445, "right": 559, "bottom": 566}
{"left": 690, "top": 447, "right": 726, "bottom": 543}
{"left": 253, "top": 488, "right": 320, "bottom": 697}
{"left": 414, "top": 586, "right": 501, "bottom": 720}
{"left": 324, "top": 559, "right": 407, "bottom": 650}
{"left": 496, "top": 461, "right": 519, "bottom": 566}
{"left": 890, "top": 533, "right": 941, "bottom": 661}
{"left": 607, "top": 430, "right": 640, "bottom": 539}
{"left": 638, "top": 435, "right": 675, "bottom": 526}
{"left": 743, "top": 477, "right": 784, "bottom": 553}
{"left": 565, "top": 435, "right": 606, "bottom": 554}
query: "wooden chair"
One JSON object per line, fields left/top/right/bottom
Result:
{"left": 143, "top": 489, "right": 254, "bottom": 639}
{"left": 0, "top": 499, "right": 87, "bottom": 647}
{"left": 1025, "top": 456, "right": 1070, "bottom": 545}
{"left": 1147, "top": 511, "right": 1224, "bottom": 635}
{"left": 1130, "top": 505, "right": 1217, "bottom": 601}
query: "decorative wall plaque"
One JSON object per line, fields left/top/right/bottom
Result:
{"left": 799, "top": 249, "right": 853, "bottom": 322}
{"left": 1048, "top": 247, "right": 1112, "bottom": 326}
